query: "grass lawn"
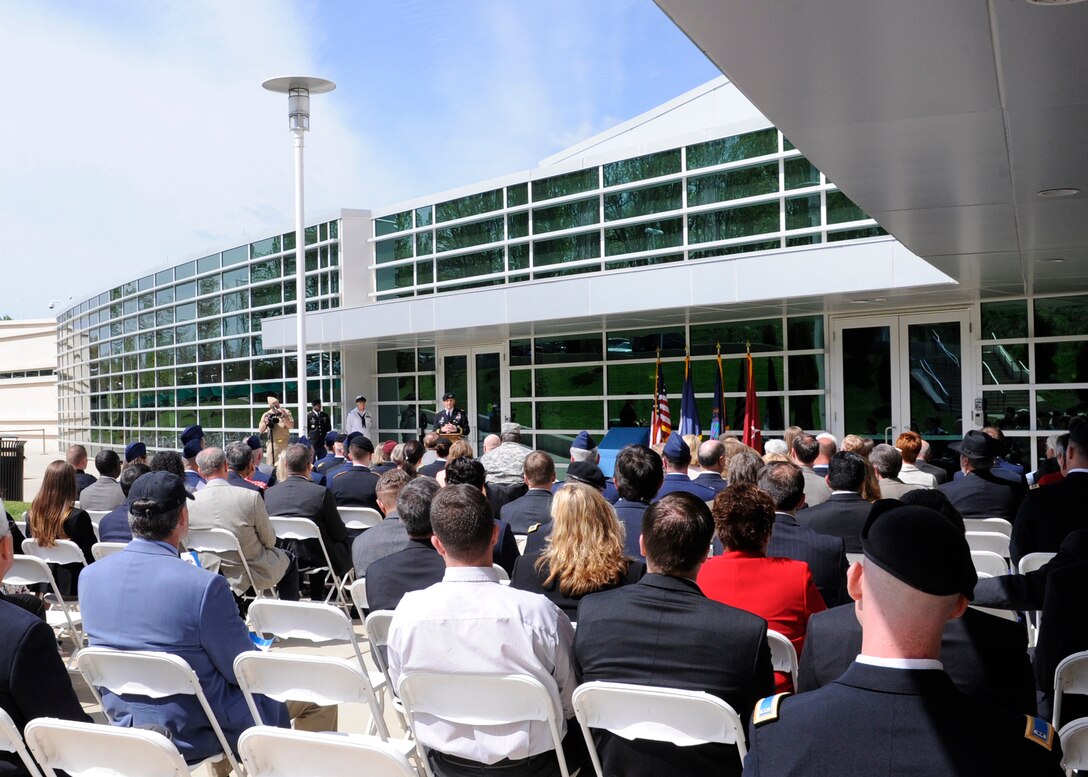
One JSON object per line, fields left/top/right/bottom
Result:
{"left": 3, "top": 500, "right": 29, "bottom": 519}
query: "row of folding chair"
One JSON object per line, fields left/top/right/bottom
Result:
{"left": 267, "top": 515, "right": 351, "bottom": 610}
{"left": 4, "top": 549, "right": 83, "bottom": 663}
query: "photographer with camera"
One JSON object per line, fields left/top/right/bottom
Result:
{"left": 258, "top": 396, "right": 294, "bottom": 464}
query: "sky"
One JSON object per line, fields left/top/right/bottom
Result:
{"left": 0, "top": 1, "right": 719, "bottom": 319}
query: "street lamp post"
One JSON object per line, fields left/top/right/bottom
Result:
{"left": 262, "top": 75, "right": 336, "bottom": 434}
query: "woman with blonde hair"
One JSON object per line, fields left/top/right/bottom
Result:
{"left": 511, "top": 483, "right": 644, "bottom": 619}
{"left": 26, "top": 460, "right": 97, "bottom": 594}
{"left": 842, "top": 434, "right": 881, "bottom": 501}
{"left": 435, "top": 438, "right": 474, "bottom": 487}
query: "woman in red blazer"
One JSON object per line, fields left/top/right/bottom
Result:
{"left": 697, "top": 482, "right": 826, "bottom": 692}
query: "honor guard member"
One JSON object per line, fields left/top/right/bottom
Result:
{"left": 307, "top": 400, "right": 332, "bottom": 456}
{"left": 345, "top": 395, "right": 373, "bottom": 438}
{"left": 245, "top": 435, "right": 270, "bottom": 486}
{"left": 125, "top": 440, "right": 148, "bottom": 466}
{"left": 314, "top": 432, "right": 345, "bottom": 475}
{"left": 433, "top": 391, "right": 470, "bottom": 437}
{"left": 744, "top": 503, "right": 1063, "bottom": 776}
{"left": 180, "top": 424, "right": 205, "bottom": 451}
{"left": 181, "top": 439, "right": 205, "bottom": 491}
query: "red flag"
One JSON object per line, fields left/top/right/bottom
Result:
{"left": 742, "top": 348, "right": 763, "bottom": 453}
{"left": 650, "top": 355, "right": 671, "bottom": 446}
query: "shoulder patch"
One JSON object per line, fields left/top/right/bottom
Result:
{"left": 752, "top": 693, "right": 790, "bottom": 727}
{"left": 1029, "top": 483, "right": 1040, "bottom": 490}
{"left": 527, "top": 523, "right": 541, "bottom": 533}
{"left": 332, "top": 470, "right": 349, "bottom": 478}
{"left": 1024, "top": 716, "right": 1054, "bottom": 750}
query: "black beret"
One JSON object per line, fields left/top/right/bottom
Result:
{"left": 565, "top": 461, "right": 606, "bottom": 491}
{"left": 861, "top": 502, "right": 976, "bottom": 600}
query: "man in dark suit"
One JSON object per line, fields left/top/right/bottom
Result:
{"left": 329, "top": 434, "right": 380, "bottom": 512}
{"left": 917, "top": 438, "right": 949, "bottom": 484}
{"left": 611, "top": 445, "right": 664, "bottom": 561}
{"left": 418, "top": 437, "right": 450, "bottom": 478}
{"left": 1034, "top": 560, "right": 1088, "bottom": 724}
{"left": 939, "top": 430, "right": 1025, "bottom": 521}
{"left": 500, "top": 452, "right": 555, "bottom": 534}
{"left": 759, "top": 461, "right": 848, "bottom": 606}
{"left": 445, "top": 457, "right": 519, "bottom": 575}
{"left": 313, "top": 432, "right": 345, "bottom": 476}
{"left": 365, "top": 479, "right": 445, "bottom": 612}
{"left": 652, "top": 435, "right": 716, "bottom": 503}
{"left": 975, "top": 527, "right": 1088, "bottom": 611}
{"left": 264, "top": 443, "right": 351, "bottom": 577}
{"left": 693, "top": 440, "right": 728, "bottom": 494}
{"left": 791, "top": 434, "right": 831, "bottom": 507}
{"left": 574, "top": 492, "right": 774, "bottom": 777}
{"left": 1009, "top": 423, "right": 1088, "bottom": 565}
{"left": 67, "top": 443, "right": 97, "bottom": 493}
{"left": 225, "top": 441, "right": 264, "bottom": 495}
{"left": 98, "top": 462, "right": 151, "bottom": 543}
{"left": 796, "top": 451, "right": 870, "bottom": 553}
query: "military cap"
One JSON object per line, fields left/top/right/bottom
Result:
{"left": 180, "top": 424, "right": 203, "bottom": 445}
{"left": 571, "top": 431, "right": 597, "bottom": 450}
{"left": 662, "top": 433, "right": 690, "bottom": 460}
{"left": 182, "top": 439, "right": 202, "bottom": 460}
{"left": 124, "top": 441, "right": 146, "bottom": 462}
{"left": 566, "top": 461, "right": 606, "bottom": 491}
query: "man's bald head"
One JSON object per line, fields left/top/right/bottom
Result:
{"left": 697, "top": 440, "right": 726, "bottom": 473}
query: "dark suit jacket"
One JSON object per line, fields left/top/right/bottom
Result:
{"left": 485, "top": 482, "right": 528, "bottom": 519}
{"left": 652, "top": 473, "right": 717, "bottom": 503}
{"left": 98, "top": 504, "right": 133, "bottom": 543}
{"left": 313, "top": 454, "right": 345, "bottom": 475}
{"left": 1034, "top": 560, "right": 1088, "bottom": 723}
{"left": 798, "top": 603, "right": 1036, "bottom": 716}
{"left": 575, "top": 574, "right": 774, "bottom": 777}
{"left": 693, "top": 471, "right": 728, "bottom": 494}
{"left": 916, "top": 459, "right": 949, "bottom": 484}
{"left": 612, "top": 499, "right": 649, "bottom": 560}
{"left": 328, "top": 466, "right": 381, "bottom": 511}
{"left": 1009, "top": 471, "right": 1088, "bottom": 565}
{"left": 522, "top": 520, "right": 552, "bottom": 557}
{"left": 227, "top": 470, "right": 263, "bottom": 495}
{"left": 0, "top": 600, "right": 91, "bottom": 776}
{"left": 75, "top": 470, "right": 97, "bottom": 493}
{"left": 264, "top": 475, "right": 350, "bottom": 574}
{"left": 499, "top": 488, "right": 553, "bottom": 533}
{"left": 364, "top": 539, "right": 446, "bottom": 612}
{"left": 795, "top": 492, "right": 870, "bottom": 553}
{"left": 511, "top": 551, "right": 645, "bottom": 621}
{"left": 939, "top": 470, "right": 1025, "bottom": 522}
{"left": 768, "top": 512, "right": 849, "bottom": 607}
{"left": 974, "top": 527, "right": 1088, "bottom": 610}
{"left": 417, "top": 459, "right": 446, "bottom": 478}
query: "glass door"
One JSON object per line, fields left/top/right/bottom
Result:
{"left": 831, "top": 311, "right": 972, "bottom": 456}
{"left": 437, "top": 345, "right": 508, "bottom": 454}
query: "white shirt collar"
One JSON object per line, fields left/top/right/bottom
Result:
{"left": 1067, "top": 468, "right": 1088, "bottom": 475}
{"left": 442, "top": 566, "right": 500, "bottom": 583}
{"left": 856, "top": 654, "right": 943, "bottom": 671}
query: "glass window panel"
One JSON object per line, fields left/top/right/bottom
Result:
{"left": 222, "top": 314, "right": 248, "bottom": 336}
{"left": 827, "top": 226, "right": 887, "bottom": 242}
{"left": 790, "top": 395, "right": 826, "bottom": 431}
{"left": 197, "top": 254, "right": 220, "bottom": 273}
{"left": 378, "top": 376, "right": 416, "bottom": 401}
{"left": 435, "top": 189, "right": 503, "bottom": 223}
{"left": 507, "top": 183, "right": 528, "bottom": 207}
{"left": 251, "top": 236, "right": 280, "bottom": 258}
{"left": 176, "top": 366, "right": 197, "bottom": 387}
{"left": 417, "top": 259, "right": 434, "bottom": 286}
{"left": 686, "top": 128, "right": 778, "bottom": 170}
{"left": 375, "top": 236, "right": 414, "bottom": 264}
{"left": 604, "top": 182, "right": 681, "bottom": 222}
{"left": 199, "top": 274, "right": 220, "bottom": 295}
{"left": 221, "top": 291, "right": 245, "bottom": 313}
{"left": 981, "top": 300, "right": 1028, "bottom": 340}
{"left": 534, "top": 336, "right": 603, "bottom": 365}
{"left": 786, "top": 194, "right": 821, "bottom": 230}
{"left": 1035, "top": 342, "right": 1088, "bottom": 384}
{"left": 508, "top": 212, "right": 529, "bottom": 240}
{"left": 306, "top": 249, "right": 319, "bottom": 272}
{"left": 376, "top": 265, "right": 415, "bottom": 292}
{"left": 605, "top": 253, "right": 684, "bottom": 271}
{"left": 250, "top": 283, "right": 282, "bottom": 307}
{"left": 532, "top": 169, "right": 598, "bottom": 202}
{"left": 535, "top": 400, "right": 603, "bottom": 430}
{"left": 198, "top": 365, "right": 220, "bottom": 384}
{"left": 123, "top": 298, "right": 137, "bottom": 316}
{"left": 198, "top": 341, "right": 222, "bottom": 361}
{"left": 535, "top": 366, "right": 603, "bottom": 397}
{"left": 841, "top": 326, "right": 892, "bottom": 439}
{"left": 377, "top": 350, "right": 417, "bottom": 374}
{"left": 788, "top": 354, "right": 825, "bottom": 391}
{"left": 155, "top": 269, "right": 173, "bottom": 286}
{"left": 198, "top": 298, "right": 221, "bottom": 318}
{"left": 175, "top": 324, "right": 196, "bottom": 344}
{"left": 223, "top": 361, "right": 250, "bottom": 382}
{"left": 416, "top": 231, "right": 433, "bottom": 256}
{"left": 607, "top": 327, "right": 686, "bottom": 361}
{"left": 533, "top": 197, "right": 599, "bottom": 235}
{"left": 690, "top": 319, "right": 782, "bottom": 355}
{"left": 688, "top": 202, "right": 779, "bottom": 244}
{"left": 607, "top": 398, "right": 651, "bottom": 427}
{"left": 198, "top": 319, "right": 221, "bottom": 340}
{"left": 137, "top": 293, "right": 154, "bottom": 311}
{"left": 435, "top": 217, "right": 504, "bottom": 253}
{"left": 982, "top": 391, "right": 1032, "bottom": 429}
{"left": 826, "top": 190, "right": 867, "bottom": 224}
{"left": 155, "top": 288, "right": 174, "bottom": 306}
{"left": 418, "top": 348, "right": 435, "bottom": 373}
{"left": 510, "top": 401, "right": 533, "bottom": 428}
{"left": 981, "top": 344, "right": 1030, "bottom": 386}
{"left": 687, "top": 162, "right": 778, "bottom": 207}
{"left": 1035, "top": 296, "right": 1088, "bottom": 337}
{"left": 436, "top": 249, "right": 504, "bottom": 282}
{"left": 175, "top": 303, "right": 196, "bottom": 322}
{"left": 604, "top": 217, "right": 682, "bottom": 257}
{"left": 784, "top": 157, "right": 820, "bottom": 190}
{"left": 419, "top": 374, "right": 436, "bottom": 402}
{"left": 533, "top": 232, "right": 600, "bottom": 267}
{"left": 788, "top": 234, "right": 822, "bottom": 247}
{"left": 222, "top": 246, "right": 247, "bottom": 266}
{"left": 508, "top": 243, "right": 530, "bottom": 271}
{"left": 251, "top": 258, "right": 281, "bottom": 282}
{"left": 305, "top": 225, "right": 318, "bottom": 246}
{"left": 510, "top": 369, "right": 532, "bottom": 398}
{"left": 175, "top": 281, "right": 196, "bottom": 302}
{"left": 176, "top": 345, "right": 196, "bottom": 364}
{"left": 222, "top": 267, "right": 249, "bottom": 289}
{"left": 788, "top": 316, "right": 825, "bottom": 350}
{"left": 156, "top": 328, "right": 175, "bottom": 347}
{"left": 603, "top": 149, "right": 681, "bottom": 187}
{"left": 252, "top": 358, "right": 281, "bottom": 381}
{"left": 414, "top": 205, "right": 433, "bottom": 228}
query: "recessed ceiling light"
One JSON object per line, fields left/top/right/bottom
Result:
{"left": 1037, "top": 187, "right": 1081, "bottom": 198}
{"left": 1036, "top": 257, "right": 1065, "bottom": 263}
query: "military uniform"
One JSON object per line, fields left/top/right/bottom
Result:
{"left": 433, "top": 406, "right": 469, "bottom": 436}
{"left": 329, "top": 465, "right": 381, "bottom": 512}
{"left": 745, "top": 662, "right": 1061, "bottom": 776}
{"left": 479, "top": 441, "right": 533, "bottom": 486}
{"left": 314, "top": 453, "right": 345, "bottom": 476}
{"left": 307, "top": 409, "right": 332, "bottom": 454}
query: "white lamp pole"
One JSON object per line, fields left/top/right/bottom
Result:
{"left": 262, "top": 76, "right": 336, "bottom": 432}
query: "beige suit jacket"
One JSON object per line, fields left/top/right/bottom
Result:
{"left": 186, "top": 478, "right": 289, "bottom": 593}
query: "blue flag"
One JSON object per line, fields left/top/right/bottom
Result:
{"left": 677, "top": 354, "right": 701, "bottom": 437}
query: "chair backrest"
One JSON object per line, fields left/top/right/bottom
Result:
{"left": 397, "top": 672, "right": 570, "bottom": 777}
{"left": 76, "top": 647, "right": 242, "bottom": 775}
{"left": 186, "top": 527, "right": 261, "bottom": 592}
{"left": 3, "top": 556, "right": 82, "bottom": 648}
{"left": 845, "top": 552, "right": 865, "bottom": 566}
{"left": 1053, "top": 650, "right": 1088, "bottom": 729}
{"left": 0, "top": 707, "right": 43, "bottom": 777}
{"left": 339, "top": 506, "right": 384, "bottom": 531}
{"left": 766, "top": 630, "right": 799, "bottom": 689}
{"left": 1019, "top": 551, "right": 1056, "bottom": 576}
{"left": 21, "top": 538, "right": 87, "bottom": 566}
{"left": 965, "top": 531, "right": 1010, "bottom": 557}
{"left": 24, "top": 717, "right": 189, "bottom": 777}
{"left": 238, "top": 726, "right": 416, "bottom": 777}
{"left": 350, "top": 577, "right": 368, "bottom": 611}
{"left": 492, "top": 563, "right": 510, "bottom": 582}
{"left": 1058, "top": 717, "right": 1088, "bottom": 774}
{"left": 234, "top": 651, "right": 376, "bottom": 718}
{"left": 86, "top": 510, "right": 111, "bottom": 538}
{"left": 269, "top": 516, "right": 321, "bottom": 541}
{"left": 91, "top": 542, "right": 126, "bottom": 561}
{"left": 963, "top": 517, "right": 1012, "bottom": 537}
{"left": 572, "top": 680, "right": 747, "bottom": 776}
{"left": 970, "top": 550, "right": 1008, "bottom": 577}
{"left": 365, "top": 610, "right": 395, "bottom": 676}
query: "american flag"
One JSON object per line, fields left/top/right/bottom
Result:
{"left": 651, "top": 357, "right": 671, "bottom": 446}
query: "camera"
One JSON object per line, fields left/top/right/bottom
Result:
{"left": 268, "top": 410, "right": 281, "bottom": 427}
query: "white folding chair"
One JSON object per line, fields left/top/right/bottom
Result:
{"left": 349, "top": 577, "right": 368, "bottom": 611}
{"left": 515, "top": 534, "right": 528, "bottom": 555}
{"left": 965, "top": 531, "right": 1010, "bottom": 558}
{"left": 91, "top": 541, "right": 127, "bottom": 561}
{"left": 76, "top": 646, "right": 243, "bottom": 775}
{"left": 0, "top": 707, "right": 43, "bottom": 777}
{"left": 572, "top": 680, "right": 747, "bottom": 776}
{"left": 21, "top": 538, "right": 87, "bottom": 567}
{"left": 86, "top": 510, "right": 111, "bottom": 542}
{"left": 238, "top": 726, "right": 416, "bottom": 777}
{"left": 963, "top": 517, "right": 1012, "bottom": 538}
{"left": 24, "top": 717, "right": 189, "bottom": 777}
{"left": 339, "top": 506, "right": 384, "bottom": 532}
{"left": 246, "top": 599, "right": 395, "bottom": 742}
{"left": 846, "top": 552, "right": 865, "bottom": 566}
{"left": 1019, "top": 552, "right": 1056, "bottom": 576}
{"left": 3, "top": 556, "right": 83, "bottom": 661}
{"left": 269, "top": 516, "right": 349, "bottom": 608}
{"left": 185, "top": 527, "right": 274, "bottom": 599}
{"left": 970, "top": 550, "right": 1008, "bottom": 578}
{"left": 1058, "top": 716, "right": 1088, "bottom": 776}
{"left": 397, "top": 672, "right": 572, "bottom": 777}
{"left": 766, "top": 629, "right": 799, "bottom": 689}
{"left": 492, "top": 563, "right": 510, "bottom": 583}
{"left": 1053, "top": 651, "right": 1088, "bottom": 729}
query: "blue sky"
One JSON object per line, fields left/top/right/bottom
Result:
{"left": 0, "top": 1, "right": 718, "bottom": 318}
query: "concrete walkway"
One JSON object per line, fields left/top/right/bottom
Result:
{"left": 17, "top": 449, "right": 73, "bottom": 504}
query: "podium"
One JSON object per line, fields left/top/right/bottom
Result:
{"left": 435, "top": 431, "right": 464, "bottom": 445}
{"left": 597, "top": 427, "right": 651, "bottom": 477}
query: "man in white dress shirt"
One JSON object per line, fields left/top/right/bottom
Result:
{"left": 387, "top": 484, "right": 584, "bottom": 777}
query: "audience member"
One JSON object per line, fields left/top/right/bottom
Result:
{"left": 79, "top": 449, "right": 125, "bottom": 511}
{"left": 575, "top": 492, "right": 773, "bottom": 777}
{"left": 418, "top": 436, "right": 450, "bottom": 477}
{"left": 350, "top": 469, "right": 414, "bottom": 577}
{"left": 758, "top": 461, "right": 848, "bottom": 607}
{"left": 692, "top": 440, "right": 728, "bottom": 493}
{"left": 444, "top": 457, "right": 519, "bottom": 574}
{"left": 895, "top": 431, "right": 938, "bottom": 489}
{"left": 653, "top": 435, "right": 716, "bottom": 502}
{"left": 388, "top": 484, "right": 584, "bottom": 777}
{"left": 939, "top": 430, "right": 1025, "bottom": 521}
{"left": 364, "top": 478, "right": 443, "bottom": 612}
{"left": 372, "top": 440, "right": 398, "bottom": 475}
{"left": 552, "top": 432, "right": 619, "bottom": 503}
{"left": 420, "top": 432, "right": 440, "bottom": 466}
{"left": 610, "top": 444, "right": 664, "bottom": 560}
{"left": 683, "top": 434, "right": 703, "bottom": 476}
{"left": 182, "top": 439, "right": 206, "bottom": 491}
{"left": 1031, "top": 432, "right": 1067, "bottom": 487}
{"left": 402, "top": 439, "right": 425, "bottom": 476}
{"left": 222, "top": 441, "right": 263, "bottom": 495}
{"left": 67, "top": 444, "right": 96, "bottom": 493}
{"left": 726, "top": 447, "right": 764, "bottom": 486}
{"left": 479, "top": 423, "right": 531, "bottom": 512}
{"left": 1034, "top": 560, "right": 1088, "bottom": 723}
{"left": 124, "top": 441, "right": 148, "bottom": 466}
{"left": 870, "top": 443, "right": 922, "bottom": 499}
{"left": 512, "top": 483, "right": 644, "bottom": 620}
{"left": 499, "top": 451, "right": 556, "bottom": 533}
{"left": 26, "top": 460, "right": 96, "bottom": 594}
{"left": 699, "top": 483, "right": 825, "bottom": 690}
{"left": 329, "top": 433, "right": 380, "bottom": 511}
{"left": 314, "top": 433, "right": 345, "bottom": 476}
{"left": 434, "top": 439, "right": 472, "bottom": 487}
{"left": 790, "top": 433, "right": 831, "bottom": 507}
{"left": 783, "top": 425, "right": 804, "bottom": 454}
{"left": 481, "top": 434, "right": 500, "bottom": 455}
{"left": 916, "top": 437, "right": 949, "bottom": 484}
{"left": 812, "top": 433, "right": 837, "bottom": 477}
{"left": 97, "top": 462, "right": 150, "bottom": 542}
{"left": 763, "top": 438, "right": 789, "bottom": 457}
{"left": 745, "top": 504, "right": 1060, "bottom": 775}
{"left": 797, "top": 451, "right": 870, "bottom": 552}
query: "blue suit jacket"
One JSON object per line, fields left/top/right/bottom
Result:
{"left": 78, "top": 539, "right": 288, "bottom": 761}
{"left": 652, "top": 473, "right": 717, "bottom": 503}
{"left": 97, "top": 504, "right": 133, "bottom": 543}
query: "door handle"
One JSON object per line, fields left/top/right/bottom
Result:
{"left": 884, "top": 425, "right": 894, "bottom": 444}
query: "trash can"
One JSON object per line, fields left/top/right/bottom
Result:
{"left": 0, "top": 437, "right": 26, "bottom": 502}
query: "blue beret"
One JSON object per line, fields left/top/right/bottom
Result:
{"left": 180, "top": 424, "right": 203, "bottom": 444}
{"left": 325, "top": 430, "right": 340, "bottom": 445}
{"left": 571, "top": 431, "right": 597, "bottom": 450}
{"left": 245, "top": 435, "right": 262, "bottom": 451}
{"left": 125, "top": 441, "right": 146, "bottom": 462}
{"left": 297, "top": 436, "right": 310, "bottom": 448}
{"left": 182, "top": 439, "right": 203, "bottom": 459}
{"left": 662, "top": 434, "right": 689, "bottom": 460}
